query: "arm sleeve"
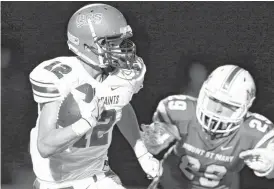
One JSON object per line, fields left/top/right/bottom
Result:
{"left": 245, "top": 113, "right": 274, "bottom": 178}
{"left": 29, "top": 61, "right": 63, "bottom": 104}
{"left": 142, "top": 95, "right": 196, "bottom": 154}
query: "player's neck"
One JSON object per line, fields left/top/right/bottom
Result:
{"left": 78, "top": 58, "right": 103, "bottom": 80}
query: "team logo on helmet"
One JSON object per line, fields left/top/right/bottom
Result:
{"left": 76, "top": 13, "right": 103, "bottom": 28}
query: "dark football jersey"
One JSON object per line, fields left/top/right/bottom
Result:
{"left": 153, "top": 95, "right": 274, "bottom": 189}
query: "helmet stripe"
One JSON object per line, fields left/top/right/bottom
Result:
{"left": 223, "top": 66, "right": 242, "bottom": 90}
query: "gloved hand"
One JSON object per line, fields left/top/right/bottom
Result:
{"left": 134, "top": 139, "right": 160, "bottom": 178}
{"left": 70, "top": 89, "right": 105, "bottom": 136}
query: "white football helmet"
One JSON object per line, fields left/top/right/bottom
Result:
{"left": 67, "top": 4, "right": 136, "bottom": 69}
{"left": 196, "top": 65, "right": 256, "bottom": 137}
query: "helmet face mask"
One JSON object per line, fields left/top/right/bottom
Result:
{"left": 196, "top": 65, "right": 256, "bottom": 138}
{"left": 197, "top": 90, "right": 245, "bottom": 138}
{"left": 67, "top": 4, "right": 137, "bottom": 69}
{"left": 93, "top": 34, "right": 136, "bottom": 69}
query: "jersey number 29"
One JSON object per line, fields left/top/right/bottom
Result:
{"left": 180, "top": 155, "right": 227, "bottom": 188}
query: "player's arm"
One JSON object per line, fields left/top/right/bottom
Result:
{"left": 140, "top": 96, "right": 183, "bottom": 155}
{"left": 140, "top": 122, "right": 179, "bottom": 155}
{"left": 37, "top": 101, "right": 84, "bottom": 158}
{"left": 116, "top": 103, "right": 177, "bottom": 155}
{"left": 116, "top": 104, "right": 143, "bottom": 152}
{"left": 117, "top": 103, "right": 153, "bottom": 159}
{"left": 240, "top": 130, "right": 274, "bottom": 179}
{"left": 117, "top": 103, "right": 160, "bottom": 178}
{"left": 30, "top": 61, "right": 100, "bottom": 158}
{"left": 239, "top": 114, "right": 274, "bottom": 179}
{"left": 37, "top": 93, "right": 103, "bottom": 158}
{"left": 261, "top": 135, "right": 274, "bottom": 179}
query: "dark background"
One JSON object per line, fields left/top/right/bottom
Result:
{"left": 2, "top": 1, "right": 274, "bottom": 188}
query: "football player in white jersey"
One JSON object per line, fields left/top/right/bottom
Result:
{"left": 29, "top": 4, "right": 159, "bottom": 189}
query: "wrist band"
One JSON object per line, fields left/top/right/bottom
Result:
{"left": 134, "top": 140, "right": 149, "bottom": 158}
{"left": 71, "top": 118, "right": 94, "bottom": 136}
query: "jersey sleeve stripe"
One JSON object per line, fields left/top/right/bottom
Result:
{"left": 31, "top": 83, "right": 59, "bottom": 94}
{"left": 30, "top": 77, "right": 54, "bottom": 85}
{"left": 254, "top": 129, "right": 274, "bottom": 148}
{"left": 33, "top": 91, "right": 61, "bottom": 99}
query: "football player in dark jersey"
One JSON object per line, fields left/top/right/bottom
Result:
{"left": 142, "top": 65, "right": 274, "bottom": 189}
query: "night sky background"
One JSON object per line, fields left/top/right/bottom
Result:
{"left": 2, "top": 1, "right": 274, "bottom": 188}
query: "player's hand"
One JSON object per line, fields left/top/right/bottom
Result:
{"left": 56, "top": 79, "right": 78, "bottom": 97}
{"left": 71, "top": 89, "right": 105, "bottom": 127}
{"left": 138, "top": 152, "right": 160, "bottom": 179}
{"left": 239, "top": 148, "right": 274, "bottom": 176}
{"left": 140, "top": 122, "right": 180, "bottom": 155}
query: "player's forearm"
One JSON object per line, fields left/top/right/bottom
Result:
{"left": 38, "top": 119, "right": 89, "bottom": 158}
{"left": 117, "top": 103, "right": 142, "bottom": 148}
{"left": 38, "top": 127, "right": 78, "bottom": 158}
{"left": 117, "top": 103, "right": 151, "bottom": 158}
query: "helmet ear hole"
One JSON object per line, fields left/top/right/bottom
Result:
{"left": 84, "top": 44, "right": 91, "bottom": 52}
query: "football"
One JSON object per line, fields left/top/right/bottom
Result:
{"left": 57, "top": 83, "right": 95, "bottom": 127}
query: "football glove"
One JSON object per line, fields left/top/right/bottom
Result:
{"left": 140, "top": 122, "right": 180, "bottom": 155}
{"left": 70, "top": 89, "right": 105, "bottom": 135}
{"left": 134, "top": 140, "right": 160, "bottom": 178}
{"left": 239, "top": 148, "right": 274, "bottom": 177}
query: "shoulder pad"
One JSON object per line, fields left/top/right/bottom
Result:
{"left": 153, "top": 95, "right": 197, "bottom": 125}
{"left": 29, "top": 57, "right": 77, "bottom": 103}
{"left": 241, "top": 112, "right": 274, "bottom": 148}
{"left": 131, "top": 57, "right": 146, "bottom": 94}
{"left": 106, "top": 56, "right": 146, "bottom": 94}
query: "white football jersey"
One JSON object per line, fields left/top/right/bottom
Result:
{"left": 29, "top": 56, "right": 146, "bottom": 182}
